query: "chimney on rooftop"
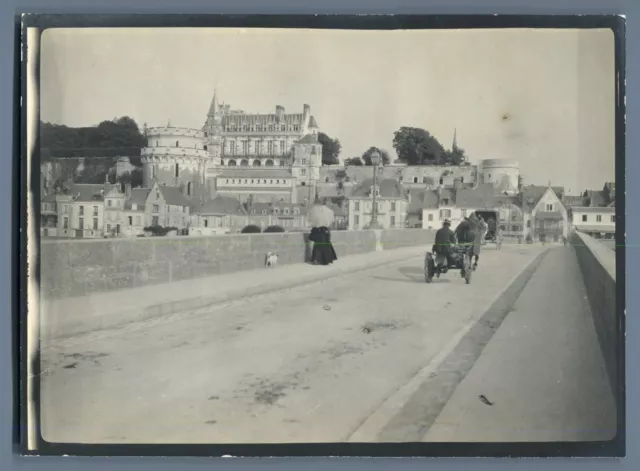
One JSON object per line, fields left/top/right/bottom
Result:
{"left": 125, "top": 182, "right": 132, "bottom": 199}
{"left": 303, "top": 104, "right": 311, "bottom": 117}
{"left": 276, "top": 105, "right": 285, "bottom": 121}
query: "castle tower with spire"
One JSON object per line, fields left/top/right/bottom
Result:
{"left": 452, "top": 127, "right": 458, "bottom": 151}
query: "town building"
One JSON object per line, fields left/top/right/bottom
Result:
{"left": 189, "top": 195, "right": 249, "bottom": 236}
{"left": 569, "top": 206, "right": 616, "bottom": 238}
{"left": 348, "top": 178, "right": 409, "bottom": 230}
{"left": 40, "top": 183, "right": 113, "bottom": 238}
{"left": 521, "top": 185, "right": 570, "bottom": 241}
{"left": 245, "top": 202, "right": 309, "bottom": 231}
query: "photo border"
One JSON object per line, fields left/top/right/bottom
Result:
{"left": 16, "top": 13, "right": 627, "bottom": 458}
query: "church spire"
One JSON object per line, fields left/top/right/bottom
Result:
{"left": 452, "top": 127, "right": 458, "bottom": 150}
{"left": 207, "top": 88, "right": 218, "bottom": 117}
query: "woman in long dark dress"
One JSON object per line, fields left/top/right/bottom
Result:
{"left": 309, "top": 226, "right": 338, "bottom": 265}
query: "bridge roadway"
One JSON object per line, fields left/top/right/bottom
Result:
{"left": 39, "top": 242, "right": 616, "bottom": 444}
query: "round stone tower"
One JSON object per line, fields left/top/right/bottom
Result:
{"left": 479, "top": 159, "right": 520, "bottom": 195}
{"left": 140, "top": 125, "right": 209, "bottom": 198}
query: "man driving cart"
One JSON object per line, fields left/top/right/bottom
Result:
{"left": 433, "top": 219, "right": 456, "bottom": 272}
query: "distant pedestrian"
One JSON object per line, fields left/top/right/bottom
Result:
{"left": 309, "top": 226, "right": 338, "bottom": 265}
{"left": 472, "top": 215, "right": 486, "bottom": 269}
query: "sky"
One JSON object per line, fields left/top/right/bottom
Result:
{"left": 40, "top": 27, "right": 616, "bottom": 193}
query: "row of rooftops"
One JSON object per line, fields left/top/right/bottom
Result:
{"left": 42, "top": 177, "right": 615, "bottom": 219}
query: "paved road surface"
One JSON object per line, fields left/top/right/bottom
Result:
{"left": 424, "top": 244, "right": 616, "bottom": 442}
{"left": 41, "top": 245, "right": 548, "bottom": 444}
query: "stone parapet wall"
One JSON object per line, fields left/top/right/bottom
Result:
{"left": 570, "top": 231, "right": 619, "bottom": 398}
{"left": 40, "top": 229, "right": 436, "bottom": 301}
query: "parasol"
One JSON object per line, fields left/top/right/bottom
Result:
{"left": 307, "top": 204, "right": 335, "bottom": 228}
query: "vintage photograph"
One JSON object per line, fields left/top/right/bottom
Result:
{"left": 27, "top": 23, "right": 621, "bottom": 452}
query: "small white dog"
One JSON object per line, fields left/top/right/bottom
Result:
{"left": 265, "top": 252, "right": 279, "bottom": 268}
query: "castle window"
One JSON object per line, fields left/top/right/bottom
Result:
{"left": 302, "top": 159, "right": 307, "bottom": 165}
{"left": 279, "top": 159, "right": 285, "bottom": 166}
{"left": 413, "top": 177, "right": 418, "bottom": 183}
{"left": 439, "top": 177, "right": 444, "bottom": 185}
{"left": 294, "top": 125, "right": 299, "bottom": 131}
{"left": 175, "top": 164, "right": 179, "bottom": 177}
{"left": 311, "top": 147, "right": 317, "bottom": 155}
{"left": 301, "top": 169, "right": 307, "bottom": 176}
{"left": 176, "top": 141, "right": 179, "bottom": 147}
{"left": 228, "top": 159, "right": 237, "bottom": 166}
{"left": 204, "top": 132, "right": 208, "bottom": 137}
{"left": 187, "top": 182, "right": 192, "bottom": 196}
{"left": 263, "top": 180, "right": 267, "bottom": 184}
{"left": 281, "top": 125, "right": 286, "bottom": 131}
{"left": 461, "top": 177, "right": 464, "bottom": 183}
{"left": 203, "top": 145, "right": 208, "bottom": 151}
{"left": 253, "top": 160, "right": 261, "bottom": 167}
{"left": 265, "top": 159, "right": 274, "bottom": 167}
{"left": 325, "top": 177, "right": 329, "bottom": 183}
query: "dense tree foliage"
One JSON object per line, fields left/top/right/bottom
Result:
{"left": 361, "top": 147, "right": 391, "bottom": 166}
{"left": 263, "top": 225, "right": 285, "bottom": 233}
{"left": 317, "top": 132, "right": 341, "bottom": 166}
{"left": 392, "top": 126, "right": 463, "bottom": 166}
{"left": 117, "top": 168, "right": 144, "bottom": 189}
{"left": 344, "top": 157, "right": 363, "bottom": 166}
{"left": 241, "top": 224, "right": 262, "bottom": 234}
{"left": 40, "top": 116, "right": 146, "bottom": 165}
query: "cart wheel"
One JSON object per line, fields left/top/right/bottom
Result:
{"left": 424, "top": 253, "right": 435, "bottom": 283}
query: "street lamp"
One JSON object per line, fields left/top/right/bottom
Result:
{"left": 368, "top": 149, "right": 382, "bottom": 229}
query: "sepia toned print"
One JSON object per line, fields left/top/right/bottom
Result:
{"left": 33, "top": 26, "right": 619, "bottom": 447}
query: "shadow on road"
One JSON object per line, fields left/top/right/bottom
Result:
{"left": 370, "top": 266, "right": 451, "bottom": 284}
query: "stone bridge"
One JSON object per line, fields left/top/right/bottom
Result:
{"left": 37, "top": 229, "right": 620, "bottom": 446}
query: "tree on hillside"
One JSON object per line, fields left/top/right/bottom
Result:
{"left": 443, "top": 146, "right": 467, "bottom": 166}
{"left": 344, "top": 157, "right": 364, "bottom": 166}
{"left": 361, "top": 147, "right": 391, "bottom": 166}
{"left": 317, "top": 132, "right": 341, "bottom": 166}
{"left": 40, "top": 116, "right": 146, "bottom": 163}
{"left": 117, "top": 168, "right": 144, "bottom": 190}
{"left": 335, "top": 168, "right": 348, "bottom": 194}
{"left": 392, "top": 126, "right": 450, "bottom": 165}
